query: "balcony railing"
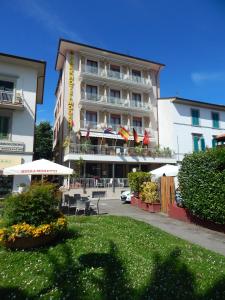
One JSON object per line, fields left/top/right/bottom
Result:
{"left": 69, "top": 177, "right": 129, "bottom": 189}
{"left": 0, "top": 90, "right": 23, "bottom": 106}
{"left": 65, "top": 144, "right": 173, "bottom": 158}
{"left": 82, "top": 64, "right": 150, "bottom": 86}
{"left": 80, "top": 93, "right": 151, "bottom": 110}
{"left": 80, "top": 120, "right": 99, "bottom": 129}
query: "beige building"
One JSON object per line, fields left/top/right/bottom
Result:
{"left": 53, "top": 39, "right": 175, "bottom": 187}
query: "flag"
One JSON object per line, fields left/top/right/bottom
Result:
{"left": 118, "top": 127, "right": 130, "bottom": 142}
{"left": 86, "top": 126, "right": 90, "bottom": 138}
{"left": 133, "top": 128, "right": 140, "bottom": 143}
{"left": 143, "top": 130, "right": 150, "bottom": 145}
{"left": 104, "top": 128, "right": 115, "bottom": 134}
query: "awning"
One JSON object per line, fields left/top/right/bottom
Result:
{"left": 215, "top": 133, "right": 225, "bottom": 142}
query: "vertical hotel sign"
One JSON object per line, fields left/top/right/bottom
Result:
{"left": 68, "top": 51, "right": 74, "bottom": 130}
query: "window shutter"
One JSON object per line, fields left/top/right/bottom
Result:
{"left": 200, "top": 137, "right": 206, "bottom": 151}
{"left": 0, "top": 117, "right": 9, "bottom": 139}
{"left": 192, "top": 110, "right": 199, "bottom": 126}
{"left": 193, "top": 136, "right": 199, "bottom": 152}
{"left": 212, "top": 138, "right": 217, "bottom": 148}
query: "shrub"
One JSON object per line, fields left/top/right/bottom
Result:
{"left": 140, "top": 182, "right": 159, "bottom": 203}
{"left": 3, "top": 183, "right": 61, "bottom": 227}
{"left": 128, "top": 172, "right": 151, "bottom": 194}
{"left": 178, "top": 148, "right": 225, "bottom": 224}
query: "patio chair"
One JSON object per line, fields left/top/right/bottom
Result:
{"left": 68, "top": 197, "right": 77, "bottom": 214}
{"left": 107, "top": 178, "right": 113, "bottom": 187}
{"left": 61, "top": 194, "right": 70, "bottom": 214}
{"left": 75, "top": 199, "right": 86, "bottom": 215}
{"left": 74, "top": 193, "right": 81, "bottom": 201}
{"left": 117, "top": 178, "right": 124, "bottom": 187}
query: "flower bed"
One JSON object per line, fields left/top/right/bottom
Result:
{"left": 0, "top": 217, "right": 67, "bottom": 250}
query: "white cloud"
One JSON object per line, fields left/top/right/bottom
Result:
{"left": 15, "top": 0, "right": 81, "bottom": 40}
{"left": 191, "top": 71, "right": 225, "bottom": 84}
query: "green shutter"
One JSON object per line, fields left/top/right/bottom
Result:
{"left": 200, "top": 137, "right": 206, "bottom": 151}
{"left": 193, "top": 135, "right": 199, "bottom": 152}
{"left": 192, "top": 109, "right": 199, "bottom": 126}
{"left": 0, "top": 117, "right": 9, "bottom": 139}
{"left": 212, "top": 112, "right": 219, "bottom": 128}
{"left": 212, "top": 138, "right": 217, "bottom": 148}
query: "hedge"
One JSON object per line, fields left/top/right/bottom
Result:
{"left": 178, "top": 148, "right": 225, "bottom": 224}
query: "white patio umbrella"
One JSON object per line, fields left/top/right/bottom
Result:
{"left": 3, "top": 159, "right": 73, "bottom": 181}
{"left": 150, "top": 164, "right": 180, "bottom": 178}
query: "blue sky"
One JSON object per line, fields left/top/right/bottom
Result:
{"left": 1, "top": 0, "right": 225, "bottom": 124}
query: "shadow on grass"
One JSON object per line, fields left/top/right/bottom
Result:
{"left": 1, "top": 240, "right": 225, "bottom": 299}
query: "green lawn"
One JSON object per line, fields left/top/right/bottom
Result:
{"left": 0, "top": 216, "right": 225, "bottom": 300}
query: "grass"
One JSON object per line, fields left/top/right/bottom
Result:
{"left": 0, "top": 216, "right": 225, "bottom": 299}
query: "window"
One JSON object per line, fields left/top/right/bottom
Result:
{"left": 86, "top": 111, "right": 97, "bottom": 123}
{"left": 109, "top": 65, "right": 120, "bottom": 79}
{"left": 86, "top": 60, "right": 98, "bottom": 73}
{"left": 86, "top": 85, "right": 98, "bottom": 100}
{"left": 192, "top": 134, "right": 205, "bottom": 152}
{"left": 132, "top": 70, "right": 141, "bottom": 82}
{"left": 110, "top": 114, "right": 121, "bottom": 130}
{"left": 0, "top": 80, "right": 14, "bottom": 102}
{"left": 110, "top": 89, "right": 120, "bottom": 104}
{"left": 132, "top": 93, "right": 142, "bottom": 107}
{"left": 212, "top": 112, "right": 219, "bottom": 129}
{"left": 191, "top": 109, "right": 200, "bottom": 126}
{"left": 0, "top": 116, "right": 10, "bottom": 139}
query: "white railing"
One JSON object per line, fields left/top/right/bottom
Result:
{"left": 0, "top": 90, "right": 23, "bottom": 105}
{"left": 80, "top": 93, "right": 151, "bottom": 110}
{"left": 69, "top": 177, "right": 129, "bottom": 189}
{"left": 65, "top": 144, "right": 173, "bottom": 158}
{"left": 81, "top": 64, "right": 150, "bottom": 86}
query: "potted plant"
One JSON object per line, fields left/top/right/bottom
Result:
{"left": 140, "top": 181, "right": 161, "bottom": 212}
{"left": 128, "top": 172, "right": 151, "bottom": 205}
{"left": 17, "top": 183, "right": 27, "bottom": 193}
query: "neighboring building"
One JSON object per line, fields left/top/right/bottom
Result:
{"left": 53, "top": 39, "right": 176, "bottom": 186}
{"left": 0, "top": 52, "right": 46, "bottom": 196}
{"left": 158, "top": 97, "right": 225, "bottom": 161}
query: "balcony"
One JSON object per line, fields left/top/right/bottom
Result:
{"left": 0, "top": 90, "right": 24, "bottom": 110}
{"left": 81, "top": 65, "right": 150, "bottom": 88}
{"left": 80, "top": 93, "right": 151, "bottom": 111}
{"left": 65, "top": 144, "right": 173, "bottom": 159}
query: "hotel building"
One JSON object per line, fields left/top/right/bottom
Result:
{"left": 53, "top": 39, "right": 176, "bottom": 187}
{"left": 0, "top": 53, "right": 46, "bottom": 196}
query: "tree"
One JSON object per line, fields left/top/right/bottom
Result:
{"left": 34, "top": 121, "right": 53, "bottom": 160}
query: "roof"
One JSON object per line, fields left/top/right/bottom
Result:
{"left": 0, "top": 52, "right": 46, "bottom": 104}
{"left": 159, "top": 97, "right": 225, "bottom": 111}
{"left": 55, "top": 38, "right": 165, "bottom": 70}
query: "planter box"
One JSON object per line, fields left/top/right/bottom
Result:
{"left": 137, "top": 198, "right": 161, "bottom": 213}
{"left": 147, "top": 203, "right": 161, "bottom": 213}
{"left": 131, "top": 196, "right": 138, "bottom": 206}
{"left": 4, "top": 234, "right": 57, "bottom": 250}
{"left": 168, "top": 203, "right": 225, "bottom": 233}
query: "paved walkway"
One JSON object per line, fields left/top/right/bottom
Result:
{"left": 94, "top": 198, "right": 225, "bottom": 256}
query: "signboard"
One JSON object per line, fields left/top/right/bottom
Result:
{"left": 68, "top": 51, "right": 74, "bottom": 130}
{"left": 0, "top": 142, "right": 25, "bottom": 153}
{"left": 0, "top": 155, "right": 21, "bottom": 169}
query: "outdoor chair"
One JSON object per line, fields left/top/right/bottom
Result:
{"left": 75, "top": 199, "right": 86, "bottom": 215}
{"left": 61, "top": 194, "right": 70, "bottom": 214}
{"left": 107, "top": 178, "right": 113, "bottom": 187}
{"left": 68, "top": 197, "right": 77, "bottom": 213}
{"left": 117, "top": 178, "right": 124, "bottom": 187}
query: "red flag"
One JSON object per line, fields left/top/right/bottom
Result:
{"left": 143, "top": 130, "right": 150, "bottom": 145}
{"left": 133, "top": 128, "right": 139, "bottom": 143}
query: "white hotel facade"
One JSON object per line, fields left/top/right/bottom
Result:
{"left": 0, "top": 53, "right": 46, "bottom": 195}
{"left": 158, "top": 97, "right": 225, "bottom": 161}
{"left": 53, "top": 39, "right": 176, "bottom": 185}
